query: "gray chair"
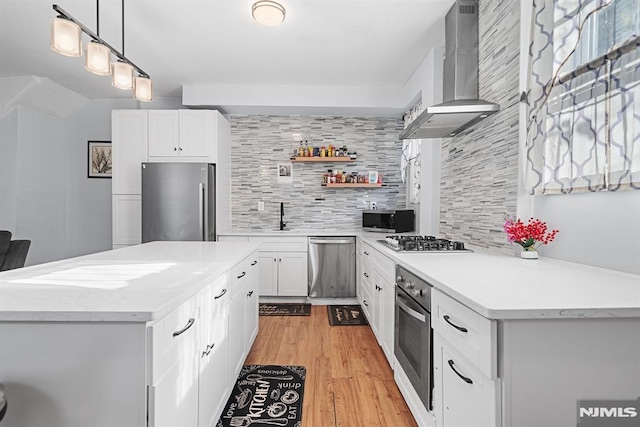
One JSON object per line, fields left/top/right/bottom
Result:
{"left": 0, "top": 231, "right": 30, "bottom": 271}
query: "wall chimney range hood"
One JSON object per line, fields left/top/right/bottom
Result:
{"left": 400, "top": 0, "right": 499, "bottom": 140}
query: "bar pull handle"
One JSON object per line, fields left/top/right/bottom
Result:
{"left": 237, "top": 272, "right": 246, "bottom": 279}
{"left": 198, "top": 183, "right": 205, "bottom": 241}
{"left": 444, "top": 315, "right": 468, "bottom": 333}
{"left": 214, "top": 288, "right": 227, "bottom": 299}
{"left": 363, "top": 300, "right": 368, "bottom": 307}
{"left": 251, "top": 260, "right": 257, "bottom": 266}
{"left": 173, "top": 318, "right": 195, "bottom": 337}
{"left": 448, "top": 359, "right": 473, "bottom": 384}
{"left": 364, "top": 251, "right": 369, "bottom": 256}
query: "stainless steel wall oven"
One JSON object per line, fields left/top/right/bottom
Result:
{"left": 395, "top": 265, "right": 433, "bottom": 411}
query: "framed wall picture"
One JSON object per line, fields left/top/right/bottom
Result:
{"left": 88, "top": 141, "right": 112, "bottom": 178}
{"left": 277, "top": 162, "right": 293, "bottom": 183}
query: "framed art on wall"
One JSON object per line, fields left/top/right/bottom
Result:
{"left": 88, "top": 141, "right": 112, "bottom": 178}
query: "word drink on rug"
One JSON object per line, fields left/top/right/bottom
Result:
{"left": 217, "top": 365, "right": 306, "bottom": 427}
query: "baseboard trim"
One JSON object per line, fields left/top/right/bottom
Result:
{"left": 394, "top": 358, "right": 436, "bottom": 427}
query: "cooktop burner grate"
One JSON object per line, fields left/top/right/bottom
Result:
{"left": 377, "top": 235, "right": 472, "bottom": 252}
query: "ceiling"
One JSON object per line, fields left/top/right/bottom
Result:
{"left": 0, "top": 0, "right": 453, "bottom": 106}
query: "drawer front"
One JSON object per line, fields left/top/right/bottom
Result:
{"left": 248, "top": 236, "right": 308, "bottom": 252}
{"left": 432, "top": 289, "right": 497, "bottom": 378}
{"left": 372, "top": 250, "right": 395, "bottom": 285}
{"left": 232, "top": 252, "right": 259, "bottom": 298}
{"left": 360, "top": 280, "right": 373, "bottom": 322}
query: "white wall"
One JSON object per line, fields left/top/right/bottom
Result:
{"left": 15, "top": 106, "right": 66, "bottom": 265}
{"left": 533, "top": 191, "right": 640, "bottom": 275}
{"left": 0, "top": 110, "right": 19, "bottom": 233}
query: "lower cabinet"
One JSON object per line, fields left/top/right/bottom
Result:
{"left": 258, "top": 252, "right": 308, "bottom": 296}
{"left": 198, "top": 273, "right": 231, "bottom": 427}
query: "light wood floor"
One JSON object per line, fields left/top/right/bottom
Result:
{"left": 245, "top": 305, "right": 418, "bottom": 427}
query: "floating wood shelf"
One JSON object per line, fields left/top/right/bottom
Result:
{"left": 321, "top": 183, "right": 382, "bottom": 188}
{"left": 290, "top": 157, "right": 356, "bottom": 162}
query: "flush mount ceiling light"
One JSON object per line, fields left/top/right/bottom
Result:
{"left": 50, "top": 1, "right": 152, "bottom": 102}
{"left": 252, "top": 0, "right": 286, "bottom": 26}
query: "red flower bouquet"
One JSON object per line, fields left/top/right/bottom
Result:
{"left": 503, "top": 216, "right": 559, "bottom": 252}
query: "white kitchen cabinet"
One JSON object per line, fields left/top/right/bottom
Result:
{"left": 258, "top": 251, "right": 307, "bottom": 296}
{"left": 198, "top": 273, "right": 231, "bottom": 427}
{"left": 112, "top": 195, "right": 141, "bottom": 247}
{"left": 148, "top": 290, "right": 203, "bottom": 427}
{"left": 148, "top": 110, "right": 217, "bottom": 161}
{"left": 228, "top": 253, "right": 260, "bottom": 378}
{"left": 148, "top": 110, "right": 179, "bottom": 157}
{"left": 249, "top": 236, "right": 308, "bottom": 297}
{"left": 375, "top": 272, "right": 395, "bottom": 365}
{"left": 112, "top": 110, "right": 148, "bottom": 195}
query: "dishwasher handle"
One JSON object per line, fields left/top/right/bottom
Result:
{"left": 309, "top": 238, "right": 354, "bottom": 245}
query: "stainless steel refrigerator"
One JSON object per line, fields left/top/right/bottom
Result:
{"left": 141, "top": 162, "right": 216, "bottom": 243}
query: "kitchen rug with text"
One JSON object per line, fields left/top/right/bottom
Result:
{"left": 217, "top": 365, "right": 306, "bottom": 427}
{"left": 327, "top": 305, "right": 369, "bottom": 326}
{"left": 259, "top": 303, "right": 311, "bottom": 316}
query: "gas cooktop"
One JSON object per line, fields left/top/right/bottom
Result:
{"left": 377, "top": 235, "right": 472, "bottom": 252}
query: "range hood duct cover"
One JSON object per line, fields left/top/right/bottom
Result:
{"left": 400, "top": 0, "right": 499, "bottom": 140}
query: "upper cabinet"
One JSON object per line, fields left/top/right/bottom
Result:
{"left": 112, "top": 110, "right": 149, "bottom": 195}
{"left": 148, "top": 110, "right": 217, "bottom": 162}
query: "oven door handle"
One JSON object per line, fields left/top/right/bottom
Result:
{"left": 397, "top": 298, "right": 426, "bottom": 322}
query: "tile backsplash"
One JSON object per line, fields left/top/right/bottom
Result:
{"left": 439, "top": 0, "right": 521, "bottom": 254}
{"left": 228, "top": 115, "right": 407, "bottom": 230}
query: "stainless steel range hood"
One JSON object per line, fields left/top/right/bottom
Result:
{"left": 400, "top": 0, "right": 499, "bottom": 140}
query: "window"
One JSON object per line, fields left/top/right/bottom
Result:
{"left": 525, "top": 0, "right": 640, "bottom": 194}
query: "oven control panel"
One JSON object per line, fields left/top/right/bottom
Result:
{"left": 396, "top": 265, "right": 432, "bottom": 310}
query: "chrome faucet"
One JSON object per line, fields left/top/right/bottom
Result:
{"left": 279, "top": 202, "right": 287, "bottom": 230}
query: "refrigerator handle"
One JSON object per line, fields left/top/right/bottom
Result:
{"left": 199, "top": 183, "right": 205, "bottom": 241}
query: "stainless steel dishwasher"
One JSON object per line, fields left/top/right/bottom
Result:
{"left": 308, "top": 236, "right": 356, "bottom": 298}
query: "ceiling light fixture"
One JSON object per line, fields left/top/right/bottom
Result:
{"left": 50, "top": 1, "right": 152, "bottom": 102}
{"left": 252, "top": 0, "right": 286, "bottom": 26}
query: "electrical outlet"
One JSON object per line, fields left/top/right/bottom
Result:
{"left": 369, "top": 201, "right": 377, "bottom": 210}
{"left": 258, "top": 201, "right": 264, "bottom": 211}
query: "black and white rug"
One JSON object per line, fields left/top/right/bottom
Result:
{"left": 259, "top": 303, "right": 311, "bottom": 316}
{"left": 217, "top": 365, "right": 306, "bottom": 427}
{"left": 327, "top": 305, "right": 369, "bottom": 326}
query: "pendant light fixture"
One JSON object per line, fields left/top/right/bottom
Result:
{"left": 84, "top": 1, "right": 111, "bottom": 75}
{"left": 50, "top": 16, "right": 82, "bottom": 56}
{"left": 50, "top": 2, "right": 152, "bottom": 101}
{"left": 252, "top": 0, "right": 286, "bottom": 26}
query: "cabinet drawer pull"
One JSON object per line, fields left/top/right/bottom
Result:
{"left": 448, "top": 359, "right": 473, "bottom": 384}
{"left": 214, "top": 288, "right": 227, "bottom": 299}
{"left": 251, "top": 260, "right": 257, "bottom": 266}
{"left": 364, "top": 272, "right": 369, "bottom": 278}
{"left": 172, "top": 318, "right": 195, "bottom": 337}
{"left": 364, "top": 251, "right": 369, "bottom": 256}
{"left": 443, "top": 315, "right": 468, "bottom": 333}
{"left": 202, "top": 343, "right": 215, "bottom": 358}
{"left": 363, "top": 300, "right": 368, "bottom": 307}
{"left": 237, "top": 271, "right": 246, "bottom": 279}
{"left": 174, "top": 147, "right": 177, "bottom": 151}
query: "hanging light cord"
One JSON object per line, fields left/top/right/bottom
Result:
{"left": 52, "top": 3, "right": 149, "bottom": 78}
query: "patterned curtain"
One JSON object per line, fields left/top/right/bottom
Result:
{"left": 525, "top": 0, "right": 640, "bottom": 194}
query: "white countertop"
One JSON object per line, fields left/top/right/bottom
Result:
{"left": 359, "top": 236, "right": 640, "bottom": 320}
{"left": 218, "top": 228, "right": 369, "bottom": 237}
{"left": 0, "top": 241, "right": 260, "bottom": 322}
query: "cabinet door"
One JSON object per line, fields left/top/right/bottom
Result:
{"left": 435, "top": 334, "right": 499, "bottom": 427}
{"left": 245, "top": 271, "right": 259, "bottom": 347}
{"left": 228, "top": 286, "right": 247, "bottom": 379}
{"left": 148, "top": 300, "right": 200, "bottom": 427}
{"left": 380, "top": 277, "right": 395, "bottom": 366}
{"left": 277, "top": 252, "right": 308, "bottom": 296}
{"left": 258, "top": 252, "right": 278, "bottom": 296}
{"left": 179, "top": 110, "right": 213, "bottom": 159}
{"left": 198, "top": 276, "right": 230, "bottom": 427}
{"left": 371, "top": 272, "right": 382, "bottom": 342}
{"left": 149, "top": 110, "right": 179, "bottom": 157}
{"left": 112, "top": 110, "right": 148, "bottom": 194}
{"left": 112, "top": 195, "right": 141, "bottom": 245}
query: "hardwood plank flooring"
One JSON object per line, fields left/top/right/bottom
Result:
{"left": 245, "top": 305, "right": 418, "bottom": 427}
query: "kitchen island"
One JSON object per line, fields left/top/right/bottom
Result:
{"left": 0, "top": 241, "right": 261, "bottom": 427}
